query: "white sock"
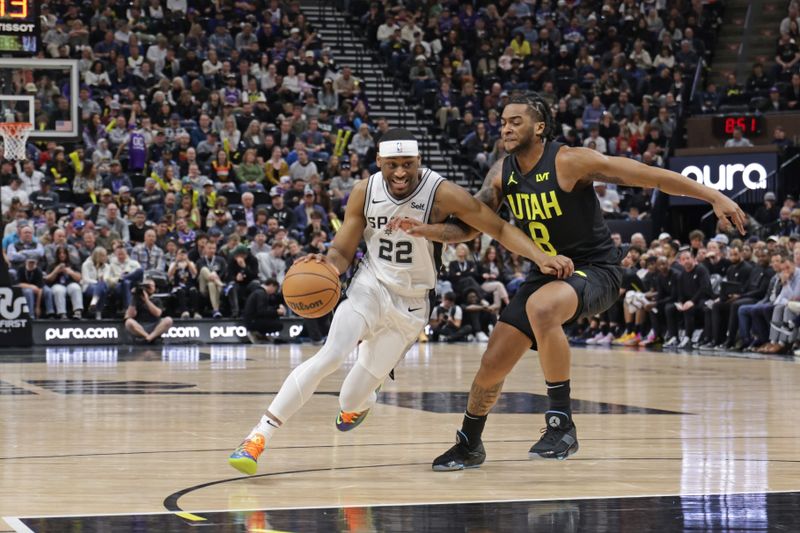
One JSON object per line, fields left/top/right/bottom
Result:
{"left": 247, "top": 414, "right": 281, "bottom": 443}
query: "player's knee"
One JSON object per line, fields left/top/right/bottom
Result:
{"left": 478, "top": 349, "right": 509, "bottom": 381}
{"left": 162, "top": 316, "right": 173, "bottom": 328}
{"left": 528, "top": 301, "right": 563, "bottom": 332}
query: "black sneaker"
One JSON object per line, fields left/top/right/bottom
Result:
{"left": 529, "top": 411, "right": 579, "bottom": 460}
{"left": 432, "top": 430, "right": 486, "bottom": 471}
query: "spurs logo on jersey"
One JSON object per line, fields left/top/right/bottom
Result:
{"left": 362, "top": 169, "right": 444, "bottom": 295}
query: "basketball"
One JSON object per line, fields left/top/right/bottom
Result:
{"left": 282, "top": 260, "right": 341, "bottom": 318}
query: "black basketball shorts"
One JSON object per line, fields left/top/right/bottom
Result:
{"left": 499, "top": 263, "right": 623, "bottom": 349}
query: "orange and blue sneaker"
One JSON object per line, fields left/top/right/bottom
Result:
{"left": 228, "top": 434, "right": 265, "bottom": 475}
{"left": 336, "top": 409, "right": 370, "bottom": 431}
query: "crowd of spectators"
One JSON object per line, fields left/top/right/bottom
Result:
{"left": 353, "top": 0, "right": 724, "bottom": 179}
{"left": 424, "top": 196, "right": 800, "bottom": 356}
{"left": 2, "top": 0, "right": 391, "bottom": 333}
{"left": 1, "top": 0, "right": 798, "bottom": 352}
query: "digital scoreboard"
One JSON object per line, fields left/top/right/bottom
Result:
{"left": 712, "top": 114, "right": 765, "bottom": 139}
{"left": 0, "top": 0, "right": 39, "bottom": 55}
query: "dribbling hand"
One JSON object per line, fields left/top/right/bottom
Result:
{"left": 298, "top": 253, "right": 340, "bottom": 276}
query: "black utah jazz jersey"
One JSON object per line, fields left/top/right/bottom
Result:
{"left": 501, "top": 141, "right": 621, "bottom": 269}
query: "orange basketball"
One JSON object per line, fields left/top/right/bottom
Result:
{"left": 282, "top": 260, "right": 341, "bottom": 318}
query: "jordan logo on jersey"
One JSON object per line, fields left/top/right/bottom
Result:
{"left": 507, "top": 171, "right": 518, "bottom": 186}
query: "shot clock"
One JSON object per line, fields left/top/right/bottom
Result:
{"left": 0, "top": 0, "right": 39, "bottom": 55}
{"left": 712, "top": 114, "right": 764, "bottom": 139}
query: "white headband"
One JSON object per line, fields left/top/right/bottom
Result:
{"left": 379, "top": 139, "right": 419, "bottom": 157}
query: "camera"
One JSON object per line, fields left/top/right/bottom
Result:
{"left": 133, "top": 283, "right": 148, "bottom": 299}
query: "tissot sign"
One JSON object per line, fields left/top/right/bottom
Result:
{"left": 668, "top": 152, "right": 778, "bottom": 205}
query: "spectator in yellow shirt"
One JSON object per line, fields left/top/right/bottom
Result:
{"left": 510, "top": 32, "right": 531, "bottom": 58}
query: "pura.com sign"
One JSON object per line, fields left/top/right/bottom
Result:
{"left": 668, "top": 152, "right": 778, "bottom": 205}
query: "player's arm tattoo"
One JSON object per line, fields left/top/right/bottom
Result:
{"left": 467, "top": 380, "right": 505, "bottom": 416}
{"left": 428, "top": 160, "right": 505, "bottom": 243}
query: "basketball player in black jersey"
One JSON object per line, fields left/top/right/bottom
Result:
{"left": 394, "top": 94, "right": 746, "bottom": 469}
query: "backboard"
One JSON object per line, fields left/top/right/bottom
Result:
{"left": 0, "top": 58, "right": 79, "bottom": 141}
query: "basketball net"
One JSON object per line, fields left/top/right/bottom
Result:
{"left": 0, "top": 122, "right": 32, "bottom": 161}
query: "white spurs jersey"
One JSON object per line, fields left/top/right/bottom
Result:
{"left": 361, "top": 168, "right": 445, "bottom": 297}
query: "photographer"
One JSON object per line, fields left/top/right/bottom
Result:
{"left": 124, "top": 279, "right": 173, "bottom": 343}
{"left": 429, "top": 292, "right": 472, "bottom": 343}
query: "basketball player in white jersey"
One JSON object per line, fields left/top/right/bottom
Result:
{"left": 229, "top": 129, "right": 573, "bottom": 475}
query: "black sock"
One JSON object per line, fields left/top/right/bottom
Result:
{"left": 546, "top": 379, "right": 572, "bottom": 419}
{"left": 625, "top": 322, "right": 634, "bottom": 334}
{"left": 460, "top": 411, "right": 487, "bottom": 447}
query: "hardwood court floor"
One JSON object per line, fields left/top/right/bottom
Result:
{"left": 1, "top": 342, "right": 799, "bottom": 531}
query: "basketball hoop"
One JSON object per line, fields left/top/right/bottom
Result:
{"left": 0, "top": 122, "right": 32, "bottom": 161}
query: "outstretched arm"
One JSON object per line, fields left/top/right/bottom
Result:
{"left": 559, "top": 146, "right": 747, "bottom": 234}
{"left": 430, "top": 181, "right": 574, "bottom": 278}
{"left": 392, "top": 159, "right": 506, "bottom": 242}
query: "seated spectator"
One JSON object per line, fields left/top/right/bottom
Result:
{"left": 257, "top": 240, "right": 287, "bottom": 283}
{"left": 478, "top": 245, "right": 508, "bottom": 311}
{"left": 167, "top": 247, "right": 200, "bottom": 319}
{"left": 700, "top": 244, "right": 753, "bottom": 348}
{"left": 109, "top": 245, "right": 142, "bottom": 312}
{"left": 724, "top": 126, "right": 753, "bottom": 148}
{"left": 196, "top": 240, "right": 226, "bottom": 318}
{"left": 461, "top": 288, "right": 496, "bottom": 342}
{"left": 237, "top": 148, "right": 266, "bottom": 192}
{"left": 1, "top": 176, "right": 29, "bottom": 216}
{"left": 448, "top": 243, "right": 482, "bottom": 299}
{"left": 132, "top": 229, "right": 165, "bottom": 271}
{"left": 16, "top": 257, "right": 53, "bottom": 318}
{"left": 293, "top": 187, "right": 328, "bottom": 233}
{"left": 226, "top": 245, "right": 258, "bottom": 318}
{"left": 757, "top": 248, "right": 800, "bottom": 353}
{"left": 244, "top": 278, "right": 285, "bottom": 342}
{"left": 664, "top": 249, "right": 712, "bottom": 348}
{"left": 45, "top": 245, "right": 84, "bottom": 319}
{"left": 81, "top": 246, "right": 112, "bottom": 320}
{"left": 7, "top": 224, "right": 44, "bottom": 272}
{"left": 124, "top": 278, "right": 173, "bottom": 343}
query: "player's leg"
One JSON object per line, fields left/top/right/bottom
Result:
{"left": 528, "top": 265, "right": 621, "bottom": 460}
{"left": 525, "top": 281, "right": 582, "bottom": 459}
{"left": 334, "top": 335, "right": 392, "bottom": 432}
{"left": 229, "top": 300, "right": 369, "bottom": 475}
{"left": 432, "top": 321, "right": 532, "bottom": 471}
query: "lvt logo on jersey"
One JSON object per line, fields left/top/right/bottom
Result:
{"left": 535, "top": 172, "right": 550, "bottom": 182}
